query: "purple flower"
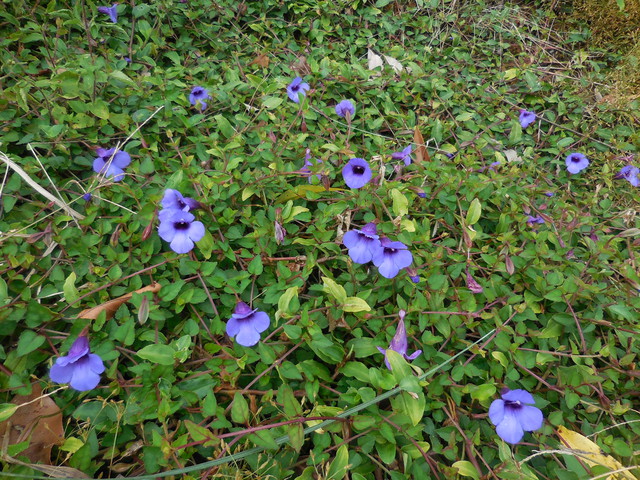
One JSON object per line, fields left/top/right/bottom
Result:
{"left": 189, "top": 86, "right": 210, "bottom": 111}
{"left": 97, "top": 4, "right": 118, "bottom": 23}
{"left": 301, "top": 149, "right": 323, "bottom": 183}
{"left": 526, "top": 215, "right": 545, "bottom": 225}
{"left": 82, "top": 193, "right": 92, "bottom": 202}
{"left": 372, "top": 237, "right": 413, "bottom": 279}
{"left": 565, "top": 152, "right": 589, "bottom": 174}
{"left": 342, "top": 223, "right": 382, "bottom": 264}
{"left": 489, "top": 389, "right": 544, "bottom": 444}
{"left": 335, "top": 100, "right": 355, "bottom": 118}
{"left": 158, "top": 189, "right": 199, "bottom": 222}
{"left": 466, "top": 270, "right": 484, "bottom": 294}
{"left": 391, "top": 146, "right": 412, "bottom": 166}
{"left": 286, "top": 77, "right": 310, "bottom": 103}
{"left": 274, "top": 220, "right": 286, "bottom": 245}
{"left": 92, "top": 147, "right": 131, "bottom": 182}
{"left": 410, "top": 275, "right": 420, "bottom": 283}
{"left": 49, "top": 336, "right": 105, "bottom": 391}
{"left": 342, "top": 158, "right": 372, "bottom": 189}
{"left": 377, "top": 311, "right": 422, "bottom": 370}
{"left": 544, "top": 191, "right": 554, "bottom": 197}
{"left": 158, "top": 209, "right": 205, "bottom": 254}
{"left": 615, "top": 165, "right": 640, "bottom": 187}
{"left": 226, "top": 302, "right": 270, "bottom": 347}
{"left": 519, "top": 110, "right": 536, "bottom": 128}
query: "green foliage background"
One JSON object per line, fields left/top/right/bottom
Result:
{"left": 0, "top": 0, "right": 639, "bottom": 479}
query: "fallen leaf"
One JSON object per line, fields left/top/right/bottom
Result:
{"left": 504, "top": 149, "right": 522, "bottom": 162}
{"left": 383, "top": 54, "right": 403, "bottom": 73}
{"left": 367, "top": 49, "right": 384, "bottom": 70}
{"left": 0, "top": 384, "right": 63, "bottom": 465}
{"left": 557, "top": 425, "right": 638, "bottom": 480}
{"left": 250, "top": 53, "right": 270, "bottom": 68}
{"left": 413, "top": 126, "right": 429, "bottom": 163}
{"left": 77, "top": 282, "right": 161, "bottom": 320}
{"left": 0, "top": 454, "right": 89, "bottom": 478}
{"left": 292, "top": 56, "right": 310, "bottom": 76}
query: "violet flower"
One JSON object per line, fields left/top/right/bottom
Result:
{"left": 519, "top": 110, "right": 536, "bottom": 128}
{"left": 615, "top": 165, "right": 640, "bottom": 187}
{"left": 226, "top": 302, "right": 270, "bottom": 347}
{"left": 92, "top": 147, "right": 131, "bottom": 182}
{"left": 391, "top": 146, "right": 412, "bottom": 166}
{"left": 301, "top": 149, "right": 323, "bottom": 183}
{"left": 158, "top": 209, "right": 205, "bottom": 254}
{"left": 565, "top": 152, "right": 589, "bottom": 174}
{"left": 466, "top": 270, "right": 484, "bottom": 294}
{"left": 335, "top": 100, "right": 355, "bottom": 118}
{"left": 342, "top": 158, "right": 372, "bottom": 189}
{"left": 342, "top": 222, "right": 382, "bottom": 264}
{"left": 189, "top": 86, "right": 210, "bottom": 111}
{"left": 372, "top": 237, "right": 413, "bottom": 279}
{"left": 286, "top": 77, "right": 310, "bottom": 103}
{"left": 526, "top": 215, "right": 545, "bottom": 225}
{"left": 158, "top": 189, "right": 199, "bottom": 222}
{"left": 377, "top": 311, "right": 422, "bottom": 370}
{"left": 97, "top": 4, "right": 118, "bottom": 23}
{"left": 489, "top": 389, "right": 544, "bottom": 444}
{"left": 82, "top": 193, "right": 92, "bottom": 202}
{"left": 50, "top": 336, "right": 105, "bottom": 391}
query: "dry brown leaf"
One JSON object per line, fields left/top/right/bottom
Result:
{"left": 1, "top": 454, "right": 89, "bottom": 478}
{"left": 292, "top": 56, "right": 311, "bottom": 76}
{"left": 250, "top": 53, "right": 270, "bottom": 68}
{"left": 0, "top": 384, "right": 63, "bottom": 465}
{"left": 77, "top": 282, "right": 161, "bottom": 320}
{"left": 413, "top": 126, "right": 430, "bottom": 163}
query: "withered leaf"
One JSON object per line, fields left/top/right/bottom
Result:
{"left": 250, "top": 53, "right": 270, "bottom": 68}
{"left": 77, "top": 282, "right": 161, "bottom": 320}
{"left": 413, "top": 126, "right": 430, "bottom": 163}
{"left": 1, "top": 454, "right": 89, "bottom": 478}
{"left": 0, "top": 384, "right": 63, "bottom": 465}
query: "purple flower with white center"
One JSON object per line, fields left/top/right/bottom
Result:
{"left": 226, "top": 301, "right": 270, "bottom": 347}
{"left": 565, "top": 152, "right": 589, "bottom": 174}
{"left": 615, "top": 165, "right": 640, "bottom": 187}
{"left": 92, "top": 147, "right": 131, "bottom": 182}
{"left": 335, "top": 100, "right": 355, "bottom": 118}
{"left": 158, "top": 209, "right": 205, "bottom": 254}
{"left": 342, "top": 158, "right": 372, "bottom": 189}
{"left": 286, "top": 77, "right": 310, "bottom": 103}
{"left": 342, "top": 222, "right": 382, "bottom": 264}
{"left": 519, "top": 110, "right": 536, "bottom": 128}
{"left": 372, "top": 237, "right": 413, "bottom": 279}
{"left": 377, "top": 311, "right": 422, "bottom": 370}
{"left": 189, "top": 86, "right": 210, "bottom": 111}
{"left": 391, "top": 146, "right": 412, "bottom": 166}
{"left": 466, "top": 270, "right": 484, "bottom": 294}
{"left": 489, "top": 389, "right": 544, "bottom": 444}
{"left": 526, "top": 215, "right": 545, "bottom": 225}
{"left": 49, "top": 336, "right": 105, "bottom": 391}
{"left": 97, "top": 4, "right": 118, "bottom": 23}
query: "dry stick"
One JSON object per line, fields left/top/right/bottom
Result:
{"left": 563, "top": 294, "right": 587, "bottom": 354}
{"left": 0, "top": 150, "right": 84, "bottom": 220}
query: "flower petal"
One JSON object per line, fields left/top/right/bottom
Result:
{"left": 495, "top": 409, "right": 525, "bottom": 444}
{"left": 187, "top": 220, "right": 205, "bottom": 242}
{"left": 170, "top": 232, "right": 195, "bottom": 254}
{"left": 69, "top": 356, "right": 102, "bottom": 391}
{"left": 502, "top": 389, "right": 535, "bottom": 404}
{"left": 488, "top": 399, "right": 505, "bottom": 426}
{"left": 518, "top": 405, "right": 544, "bottom": 432}
{"left": 50, "top": 363, "right": 74, "bottom": 384}
{"left": 158, "top": 220, "right": 177, "bottom": 242}
{"left": 226, "top": 317, "right": 242, "bottom": 337}
{"left": 249, "top": 311, "right": 270, "bottom": 333}
{"left": 235, "top": 324, "right": 261, "bottom": 347}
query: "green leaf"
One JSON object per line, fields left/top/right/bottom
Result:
{"left": 183, "top": 420, "right": 219, "bottom": 446}
{"left": 288, "top": 424, "right": 304, "bottom": 452}
{"left": 342, "top": 296, "right": 371, "bottom": 313}
{"left": 197, "top": 230, "right": 214, "bottom": 259}
{"left": 386, "top": 350, "right": 412, "bottom": 383}
{"left": 466, "top": 198, "right": 482, "bottom": 226}
{"left": 322, "top": 276, "right": 347, "bottom": 304}
{"left": 453, "top": 460, "right": 481, "bottom": 480}
{"left": 231, "top": 392, "right": 249, "bottom": 424}
{"left": 215, "top": 114, "right": 235, "bottom": 138}
{"left": 91, "top": 99, "right": 110, "bottom": 119}
{"left": 326, "top": 444, "right": 349, "bottom": 480}
{"left": 248, "top": 255, "right": 263, "bottom": 275}
{"left": 262, "top": 96, "right": 284, "bottom": 109}
{"left": 63, "top": 272, "right": 79, "bottom": 304}
{"left": 389, "top": 188, "right": 408, "bottom": 217}
{"left": 278, "top": 384, "right": 302, "bottom": 417}
{"left": 17, "top": 330, "right": 45, "bottom": 357}
{"left": 109, "top": 70, "right": 136, "bottom": 86}
{"left": 136, "top": 344, "right": 175, "bottom": 365}
{"left": 0, "top": 403, "right": 18, "bottom": 422}
{"left": 396, "top": 391, "right": 425, "bottom": 426}
{"left": 276, "top": 286, "right": 299, "bottom": 320}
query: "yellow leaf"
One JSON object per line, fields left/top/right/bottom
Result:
{"left": 557, "top": 426, "right": 638, "bottom": 480}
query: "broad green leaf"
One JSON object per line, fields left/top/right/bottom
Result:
{"left": 386, "top": 350, "right": 412, "bottom": 383}
{"left": 453, "top": 460, "right": 480, "bottom": 480}
{"left": 262, "top": 96, "right": 284, "bottom": 109}
{"left": 17, "top": 330, "right": 45, "bottom": 357}
{"left": 0, "top": 403, "right": 18, "bottom": 422}
{"left": 342, "top": 296, "right": 371, "bottom": 312}
{"left": 466, "top": 198, "right": 482, "bottom": 226}
{"left": 63, "top": 272, "right": 79, "bottom": 304}
{"left": 322, "top": 277, "right": 347, "bottom": 304}
{"left": 276, "top": 286, "right": 299, "bottom": 320}
{"left": 231, "top": 392, "right": 249, "bottom": 424}
{"left": 109, "top": 70, "right": 136, "bottom": 86}
{"left": 136, "top": 344, "right": 175, "bottom": 365}
{"left": 326, "top": 444, "right": 349, "bottom": 480}
{"left": 215, "top": 114, "right": 235, "bottom": 138}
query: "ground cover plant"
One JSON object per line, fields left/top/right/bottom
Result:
{"left": 0, "top": 0, "right": 639, "bottom": 479}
